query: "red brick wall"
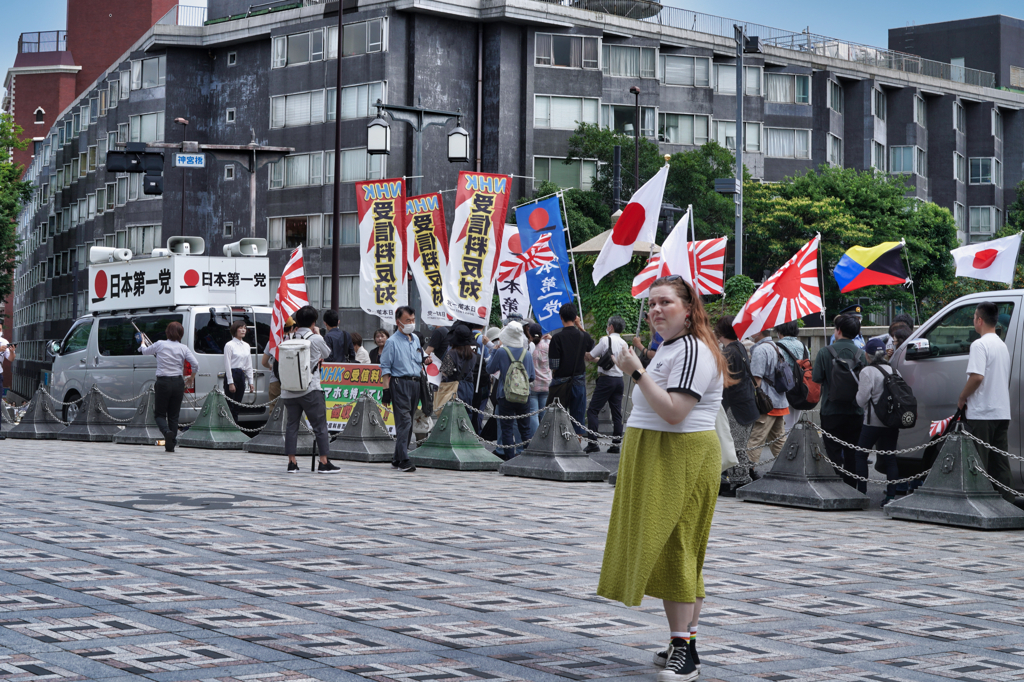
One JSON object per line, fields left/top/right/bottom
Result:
{"left": 9, "top": 71, "right": 77, "bottom": 169}
{"left": 67, "top": 0, "right": 177, "bottom": 96}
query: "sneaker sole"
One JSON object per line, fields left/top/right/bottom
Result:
{"left": 317, "top": 469, "right": 343, "bottom": 474}
{"left": 653, "top": 652, "right": 699, "bottom": 671}
{"left": 287, "top": 469, "right": 299, "bottom": 474}
{"left": 399, "top": 467, "right": 416, "bottom": 473}
{"left": 656, "top": 670, "right": 697, "bottom": 682}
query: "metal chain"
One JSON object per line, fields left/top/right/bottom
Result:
{"left": 452, "top": 397, "right": 551, "bottom": 420}
{"left": 969, "top": 456, "right": 1020, "bottom": 497}
{"left": 42, "top": 402, "right": 72, "bottom": 426}
{"left": 38, "top": 385, "right": 83, "bottom": 407}
{"left": 95, "top": 388, "right": 151, "bottom": 404}
{"left": 738, "top": 429, "right": 791, "bottom": 454}
{"left": 222, "top": 392, "right": 277, "bottom": 409}
{"left": 814, "top": 426, "right": 948, "bottom": 456}
{"left": 234, "top": 422, "right": 266, "bottom": 435}
{"left": 97, "top": 407, "right": 135, "bottom": 424}
{"left": 961, "top": 430, "right": 1024, "bottom": 463}
{"left": 820, "top": 453, "right": 931, "bottom": 485}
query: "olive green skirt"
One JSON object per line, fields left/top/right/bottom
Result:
{"left": 597, "top": 427, "right": 720, "bottom": 606}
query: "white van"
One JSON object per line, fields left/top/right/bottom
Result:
{"left": 48, "top": 306, "right": 274, "bottom": 424}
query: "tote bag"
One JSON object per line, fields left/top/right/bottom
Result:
{"left": 716, "top": 406, "right": 739, "bottom": 472}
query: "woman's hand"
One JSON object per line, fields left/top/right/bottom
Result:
{"left": 615, "top": 346, "right": 643, "bottom": 377}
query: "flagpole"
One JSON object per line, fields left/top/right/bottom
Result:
{"left": 899, "top": 238, "right": 920, "bottom": 324}
{"left": 624, "top": 240, "right": 656, "bottom": 421}
{"left": 558, "top": 191, "right": 585, "bottom": 323}
{"left": 688, "top": 204, "right": 697, "bottom": 289}
{"left": 817, "top": 233, "right": 828, "bottom": 349}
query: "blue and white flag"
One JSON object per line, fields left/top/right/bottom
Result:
{"left": 514, "top": 196, "right": 575, "bottom": 334}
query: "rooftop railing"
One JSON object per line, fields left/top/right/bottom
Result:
{"left": 156, "top": 4, "right": 209, "bottom": 27}
{"left": 18, "top": 31, "right": 67, "bottom": 54}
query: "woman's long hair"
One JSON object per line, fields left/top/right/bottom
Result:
{"left": 650, "top": 276, "right": 736, "bottom": 387}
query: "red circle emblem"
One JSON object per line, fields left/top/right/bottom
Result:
{"left": 508, "top": 234, "right": 522, "bottom": 254}
{"left": 94, "top": 270, "right": 108, "bottom": 298}
{"left": 611, "top": 203, "right": 646, "bottom": 245}
{"left": 973, "top": 249, "right": 999, "bottom": 269}
{"left": 426, "top": 363, "right": 439, "bottom": 377}
{"left": 528, "top": 208, "right": 549, "bottom": 231}
{"left": 477, "top": 306, "right": 488, "bottom": 319}
{"left": 184, "top": 269, "right": 200, "bottom": 287}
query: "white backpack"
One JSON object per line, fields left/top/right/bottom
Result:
{"left": 278, "top": 330, "right": 317, "bottom": 392}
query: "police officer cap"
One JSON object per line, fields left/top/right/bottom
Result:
{"left": 837, "top": 304, "right": 862, "bottom": 318}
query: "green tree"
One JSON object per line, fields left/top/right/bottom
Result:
{"left": 0, "top": 113, "right": 30, "bottom": 302}
{"left": 1005, "top": 179, "right": 1024, "bottom": 235}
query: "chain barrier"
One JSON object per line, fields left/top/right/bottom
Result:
{"left": 38, "top": 385, "right": 83, "bottom": 407}
{"left": 813, "top": 426, "right": 948, "bottom": 457}
{"left": 42, "top": 402, "right": 72, "bottom": 426}
{"left": 451, "top": 397, "right": 550, "bottom": 421}
{"left": 97, "top": 407, "right": 135, "bottom": 424}
{"left": 968, "top": 456, "right": 1020, "bottom": 497}
{"left": 95, "top": 388, "right": 152, "bottom": 404}
{"left": 961, "top": 430, "right": 1024, "bottom": 463}
{"left": 222, "top": 392, "right": 277, "bottom": 410}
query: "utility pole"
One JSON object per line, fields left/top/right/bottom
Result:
{"left": 734, "top": 24, "right": 744, "bottom": 279}
{"left": 630, "top": 86, "right": 641, "bottom": 193}
{"left": 331, "top": 3, "right": 345, "bottom": 312}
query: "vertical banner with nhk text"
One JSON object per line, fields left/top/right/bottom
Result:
{"left": 405, "top": 193, "right": 450, "bottom": 325}
{"left": 443, "top": 172, "right": 512, "bottom": 325}
{"left": 356, "top": 179, "right": 408, "bottom": 323}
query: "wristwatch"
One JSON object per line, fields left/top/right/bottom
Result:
{"left": 632, "top": 368, "right": 646, "bottom": 382}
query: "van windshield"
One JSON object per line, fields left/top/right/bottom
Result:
{"left": 193, "top": 311, "right": 272, "bottom": 355}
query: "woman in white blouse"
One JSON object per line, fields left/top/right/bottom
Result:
{"left": 224, "top": 320, "right": 254, "bottom": 423}
{"left": 352, "top": 332, "right": 371, "bottom": 364}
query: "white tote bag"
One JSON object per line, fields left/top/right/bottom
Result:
{"left": 716, "top": 406, "right": 739, "bottom": 473}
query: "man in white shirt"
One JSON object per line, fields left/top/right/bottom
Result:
{"left": 584, "top": 315, "right": 628, "bottom": 454}
{"left": 959, "top": 301, "right": 1013, "bottom": 500}
{"left": 748, "top": 329, "right": 790, "bottom": 464}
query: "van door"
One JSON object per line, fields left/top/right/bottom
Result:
{"left": 130, "top": 312, "right": 185, "bottom": 398}
{"left": 895, "top": 296, "right": 1020, "bottom": 460}
{"left": 51, "top": 318, "right": 95, "bottom": 408}
{"left": 92, "top": 317, "right": 140, "bottom": 420}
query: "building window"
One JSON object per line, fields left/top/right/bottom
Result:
{"left": 131, "top": 55, "right": 166, "bottom": 90}
{"left": 602, "top": 104, "right": 656, "bottom": 137}
{"left": 953, "top": 202, "right": 965, "bottom": 231}
{"left": 658, "top": 113, "right": 710, "bottom": 145}
{"left": 270, "top": 152, "right": 323, "bottom": 189}
{"left": 915, "top": 95, "right": 927, "bottom": 128}
{"left": 223, "top": 222, "right": 233, "bottom": 237}
{"left": 107, "top": 80, "right": 119, "bottom": 108}
{"left": 226, "top": 108, "right": 236, "bottom": 123}
{"left": 106, "top": 182, "right": 116, "bottom": 210}
{"left": 270, "top": 90, "right": 326, "bottom": 128}
{"left": 534, "top": 95, "right": 599, "bottom": 129}
{"left": 765, "top": 128, "right": 811, "bottom": 159}
{"left": 34, "top": 107, "right": 45, "bottom": 124}
{"left": 88, "top": 194, "right": 96, "bottom": 219}
{"left": 268, "top": 215, "right": 323, "bottom": 250}
{"left": 129, "top": 112, "right": 164, "bottom": 143}
{"left": 342, "top": 18, "right": 386, "bottom": 57}
{"left": 323, "top": 213, "right": 359, "bottom": 246}
{"left": 96, "top": 188, "right": 105, "bottom": 214}
{"left": 828, "top": 80, "right": 843, "bottom": 114}
{"left": 533, "top": 157, "right": 597, "bottom": 191}
{"left": 80, "top": 105, "right": 89, "bottom": 131}
{"left": 954, "top": 152, "right": 966, "bottom": 183}
{"left": 79, "top": 152, "right": 87, "bottom": 177}
{"left": 535, "top": 34, "right": 599, "bottom": 69}
{"left": 765, "top": 73, "right": 810, "bottom": 104}
{"left": 954, "top": 101, "right": 965, "bottom": 132}
{"left": 71, "top": 158, "right": 80, "bottom": 180}
{"left": 992, "top": 109, "right": 1003, "bottom": 139}
{"left": 969, "top": 206, "right": 1001, "bottom": 242}
{"left": 873, "top": 89, "right": 886, "bottom": 121}
{"left": 715, "top": 64, "right": 761, "bottom": 95}
{"left": 225, "top": 164, "right": 235, "bottom": 181}
{"left": 98, "top": 138, "right": 107, "bottom": 166}
{"left": 891, "top": 147, "right": 915, "bottom": 174}
{"left": 90, "top": 98, "right": 98, "bottom": 123}
{"left": 227, "top": 52, "right": 237, "bottom": 66}
{"left": 116, "top": 176, "right": 128, "bottom": 206}
{"left": 117, "top": 123, "right": 128, "bottom": 144}
{"left": 126, "top": 225, "right": 161, "bottom": 254}
{"left": 330, "top": 81, "right": 386, "bottom": 121}
{"left": 73, "top": 113, "right": 80, "bottom": 135}
{"left": 602, "top": 45, "right": 657, "bottom": 78}
{"left": 970, "top": 157, "right": 1002, "bottom": 186}
{"left": 88, "top": 146, "right": 97, "bottom": 171}
{"left": 917, "top": 148, "right": 928, "bottom": 178}
{"left": 716, "top": 121, "right": 764, "bottom": 153}
{"left": 871, "top": 141, "right": 885, "bottom": 172}
{"left": 119, "top": 70, "right": 130, "bottom": 99}
{"left": 828, "top": 133, "right": 843, "bottom": 166}
{"left": 660, "top": 55, "right": 710, "bottom": 87}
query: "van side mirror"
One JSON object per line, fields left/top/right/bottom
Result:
{"left": 46, "top": 341, "right": 61, "bottom": 357}
{"left": 904, "top": 338, "right": 931, "bottom": 359}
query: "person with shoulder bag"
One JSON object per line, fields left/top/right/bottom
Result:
{"left": 715, "top": 316, "right": 759, "bottom": 494}
{"left": 812, "top": 313, "right": 868, "bottom": 483}
{"left": 486, "top": 322, "right": 535, "bottom": 460}
{"left": 746, "top": 329, "right": 791, "bottom": 465}
{"left": 584, "top": 315, "right": 629, "bottom": 455}
{"left": 775, "top": 321, "right": 819, "bottom": 429}
{"left": 856, "top": 325, "right": 912, "bottom": 504}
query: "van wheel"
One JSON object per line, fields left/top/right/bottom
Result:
{"left": 63, "top": 392, "right": 82, "bottom": 424}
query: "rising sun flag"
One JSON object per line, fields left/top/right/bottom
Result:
{"left": 732, "top": 235, "right": 823, "bottom": 340}
{"left": 833, "top": 241, "right": 908, "bottom": 293}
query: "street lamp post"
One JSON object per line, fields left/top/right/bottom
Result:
{"left": 733, "top": 25, "right": 744, "bottom": 279}
{"left": 331, "top": 4, "right": 345, "bottom": 312}
{"left": 174, "top": 117, "right": 188, "bottom": 237}
{"left": 630, "top": 86, "right": 641, "bottom": 193}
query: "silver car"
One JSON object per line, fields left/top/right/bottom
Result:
{"left": 890, "top": 290, "right": 1020, "bottom": 486}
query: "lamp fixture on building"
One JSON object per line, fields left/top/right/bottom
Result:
{"left": 447, "top": 120, "right": 470, "bottom": 164}
{"left": 366, "top": 111, "right": 391, "bottom": 155}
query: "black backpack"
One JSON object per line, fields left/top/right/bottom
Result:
{"left": 826, "top": 345, "right": 864, "bottom": 403}
{"left": 778, "top": 343, "right": 817, "bottom": 410}
{"left": 767, "top": 343, "right": 796, "bottom": 394}
{"left": 870, "top": 364, "right": 918, "bottom": 429}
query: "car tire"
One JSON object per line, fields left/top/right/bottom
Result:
{"left": 63, "top": 392, "right": 82, "bottom": 424}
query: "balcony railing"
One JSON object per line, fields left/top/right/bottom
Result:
{"left": 555, "top": 0, "right": 997, "bottom": 89}
{"left": 18, "top": 31, "right": 67, "bottom": 54}
{"left": 157, "top": 4, "right": 208, "bottom": 27}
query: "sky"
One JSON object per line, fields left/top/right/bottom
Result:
{"left": 0, "top": 0, "right": 1019, "bottom": 97}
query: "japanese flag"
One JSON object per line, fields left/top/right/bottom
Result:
{"left": 951, "top": 232, "right": 1022, "bottom": 285}
{"left": 592, "top": 164, "right": 669, "bottom": 285}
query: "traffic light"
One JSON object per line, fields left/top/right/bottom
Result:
{"left": 107, "top": 142, "right": 165, "bottom": 195}
{"left": 143, "top": 172, "right": 163, "bottom": 196}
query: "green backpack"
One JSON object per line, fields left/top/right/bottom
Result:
{"left": 503, "top": 347, "right": 531, "bottom": 404}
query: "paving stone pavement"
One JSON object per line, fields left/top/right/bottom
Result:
{"left": 0, "top": 442, "right": 1022, "bottom": 681}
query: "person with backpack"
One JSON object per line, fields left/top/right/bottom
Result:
{"left": 281, "top": 306, "right": 340, "bottom": 474}
{"left": 322, "top": 309, "right": 354, "bottom": 363}
{"left": 584, "top": 315, "right": 628, "bottom": 455}
{"left": 812, "top": 313, "right": 867, "bottom": 482}
{"left": 262, "top": 316, "right": 295, "bottom": 409}
{"left": 747, "top": 329, "right": 792, "bottom": 465}
{"left": 775, "top": 322, "right": 813, "bottom": 429}
{"left": 715, "top": 316, "right": 759, "bottom": 494}
{"left": 856, "top": 326, "right": 913, "bottom": 503}
{"left": 486, "top": 321, "right": 535, "bottom": 460}
{"left": 380, "top": 306, "right": 425, "bottom": 473}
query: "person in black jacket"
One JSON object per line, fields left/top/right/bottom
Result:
{"left": 323, "top": 309, "right": 354, "bottom": 363}
{"left": 715, "top": 316, "right": 760, "bottom": 494}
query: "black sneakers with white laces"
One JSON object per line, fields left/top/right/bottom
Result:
{"left": 317, "top": 461, "right": 342, "bottom": 474}
{"left": 655, "top": 639, "right": 698, "bottom": 681}
{"left": 654, "top": 639, "right": 700, "bottom": 671}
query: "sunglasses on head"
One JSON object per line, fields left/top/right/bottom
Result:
{"left": 650, "top": 274, "right": 684, "bottom": 289}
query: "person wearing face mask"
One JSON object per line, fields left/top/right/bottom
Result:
{"left": 379, "top": 306, "right": 424, "bottom": 473}
{"left": 598, "top": 275, "right": 733, "bottom": 682}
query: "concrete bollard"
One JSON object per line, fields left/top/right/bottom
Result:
{"left": 177, "top": 390, "right": 250, "bottom": 450}
{"left": 411, "top": 401, "right": 502, "bottom": 471}
{"left": 244, "top": 401, "right": 314, "bottom": 455}
{"left": 736, "top": 415, "right": 870, "bottom": 510}
{"left": 498, "top": 401, "right": 609, "bottom": 482}
{"left": 59, "top": 387, "right": 123, "bottom": 442}
{"left": 329, "top": 394, "right": 394, "bottom": 462}
{"left": 884, "top": 429, "right": 1024, "bottom": 530}
{"left": 7, "top": 387, "right": 66, "bottom": 440}
{"left": 113, "top": 388, "right": 165, "bottom": 446}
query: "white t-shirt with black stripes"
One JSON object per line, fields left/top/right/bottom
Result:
{"left": 627, "top": 334, "right": 723, "bottom": 433}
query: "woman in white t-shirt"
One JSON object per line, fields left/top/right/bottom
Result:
{"left": 597, "top": 275, "right": 731, "bottom": 682}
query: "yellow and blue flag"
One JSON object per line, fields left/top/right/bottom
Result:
{"left": 833, "top": 242, "right": 908, "bottom": 293}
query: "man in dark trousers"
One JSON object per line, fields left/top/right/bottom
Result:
{"left": 584, "top": 315, "right": 627, "bottom": 454}
{"left": 548, "top": 303, "right": 593, "bottom": 435}
{"left": 380, "top": 306, "right": 423, "bottom": 473}
{"left": 323, "top": 309, "right": 354, "bottom": 363}
{"left": 812, "top": 313, "right": 867, "bottom": 487}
